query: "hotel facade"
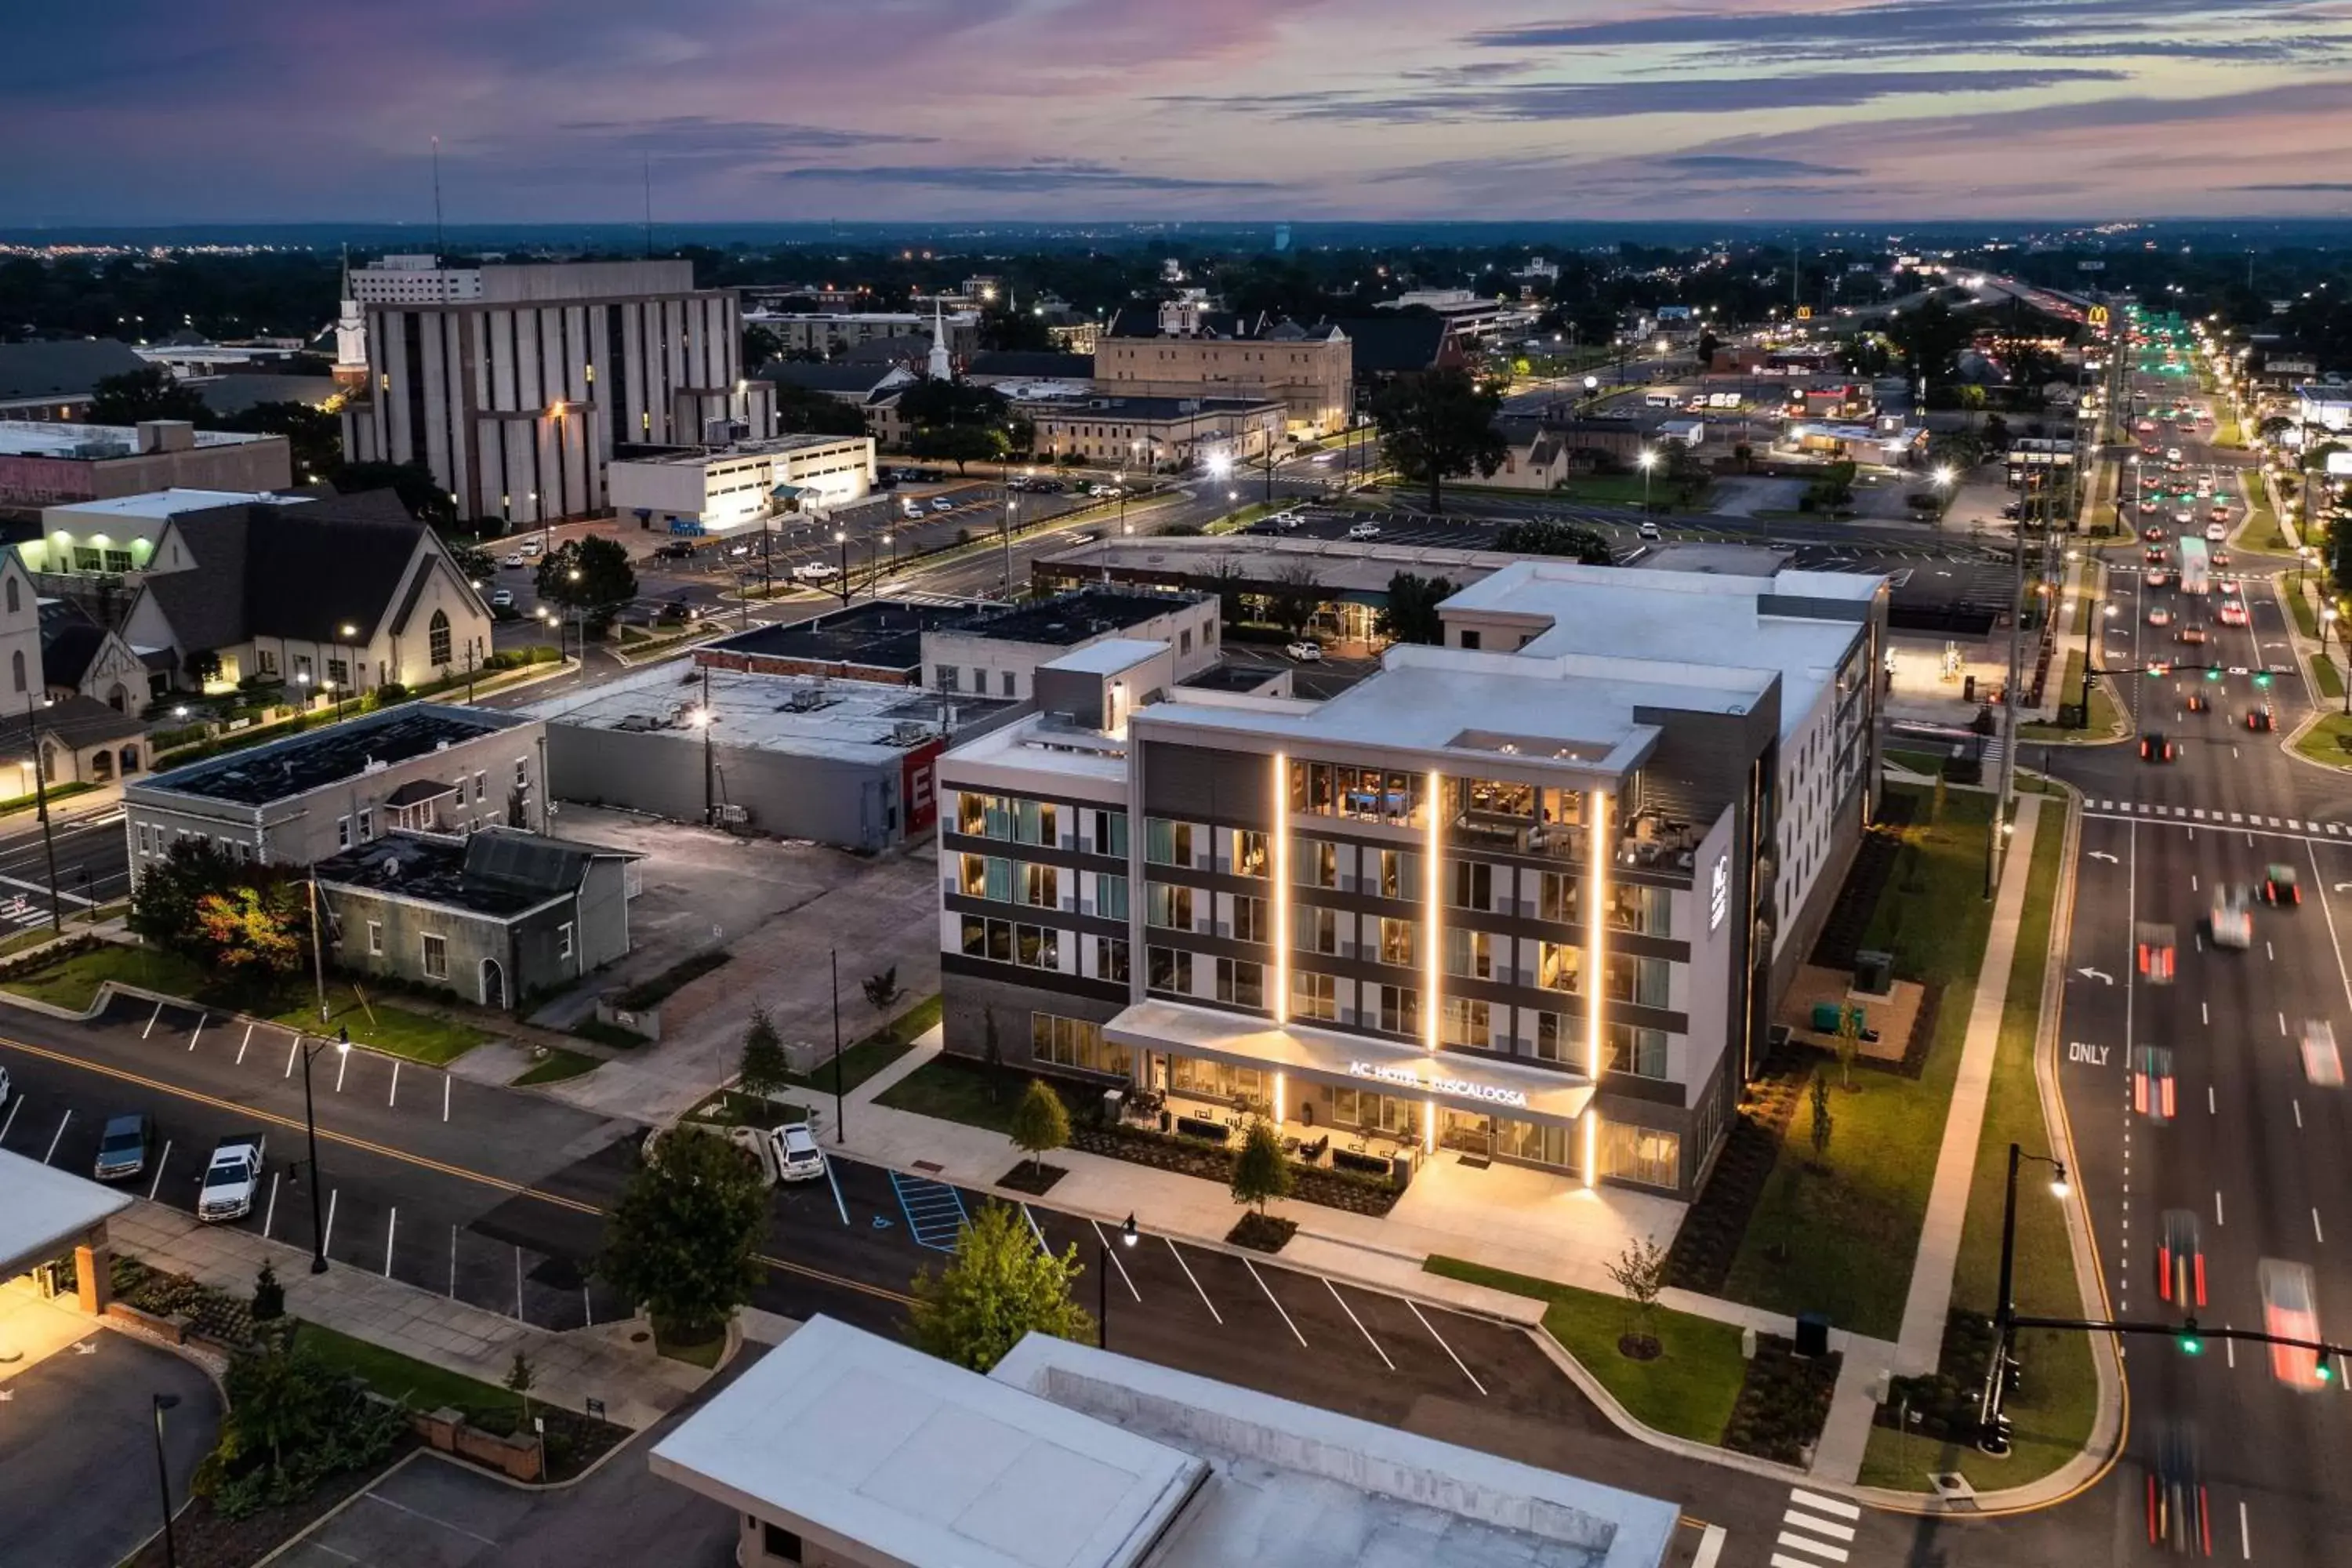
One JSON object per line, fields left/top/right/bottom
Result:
{"left": 935, "top": 562, "right": 1886, "bottom": 1201}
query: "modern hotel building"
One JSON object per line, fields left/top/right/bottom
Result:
{"left": 935, "top": 561, "right": 1885, "bottom": 1200}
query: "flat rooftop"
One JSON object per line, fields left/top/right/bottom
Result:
{"left": 945, "top": 590, "right": 1198, "bottom": 646}
{"left": 1040, "top": 535, "right": 1524, "bottom": 598}
{"left": 47, "top": 488, "right": 310, "bottom": 521}
{"left": 617, "top": 433, "right": 871, "bottom": 469}
{"left": 1013, "top": 393, "right": 1283, "bottom": 420}
{"left": 707, "top": 601, "right": 977, "bottom": 673}
{"left": 0, "top": 421, "right": 279, "bottom": 459}
{"left": 0, "top": 1146, "right": 131, "bottom": 1279}
{"left": 529, "top": 661, "right": 1014, "bottom": 765}
{"left": 139, "top": 706, "right": 528, "bottom": 807}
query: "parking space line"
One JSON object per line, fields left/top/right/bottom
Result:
{"left": 1091, "top": 1220, "right": 1140, "bottom": 1302}
{"left": 187, "top": 1018, "right": 203, "bottom": 1052}
{"left": 1243, "top": 1259, "right": 1308, "bottom": 1347}
{"left": 321, "top": 1189, "right": 339, "bottom": 1256}
{"left": 142, "top": 1000, "right": 162, "bottom": 1040}
{"left": 1164, "top": 1239, "right": 1222, "bottom": 1324}
{"left": 443, "top": 1075, "right": 452, "bottom": 1123}
{"left": 42, "top": 1109, "right": 70, "bottom": 1164}
{"left": 334, "top": 1048, "right": 350, "bottom": 1094}
{"left": 1324, "top": 1279, "right": 1393, "bottom": 1369}
{"left": 384, "top": 1207, "right": 397, "bottom": 1276}
{"left": 0, "top": 1094, "right": 22, "bottom": 1145}
{"left": 388, "top": 1061, "right": 400, "bottom": 1108}
{"left": 825, "top": 1160, "right": 849, "bottom": 1226}
{"left": 1407, "top": 1300, "right": 1488, "bottom": 1396}
{"left": 362, "top": 1490, "right": 502, "bottom": 1548}
{"left": 448, "top": 1225, "right": 458, "bottom": 1298}
{"left": 285, "top": 1036, "right": 298, "bottom": 1079}
{"left": 236, "top": 1023, "right": 253, "bottom": 1065}
{"left": 147, "top": 1141, "right": 172, "bottom": 1200}
{"left": 263, "top": 1172, "right": 278, "bottom": 1237}
{"left": 1022, "top": 1203, "right": 1051, "bottom": 1256}
{"left": 515, "top": 1247, "right": 524, "bottom": 1319}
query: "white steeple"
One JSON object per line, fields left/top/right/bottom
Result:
{"left": 332, "top": 244, "right": 368, "bottom": 385}
{"left": 927, "top": 298, "right": 953, "bottom": 381}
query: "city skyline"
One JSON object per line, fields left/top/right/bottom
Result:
{"left": 11, "top": 0, "right": 2352, "bottom": 227}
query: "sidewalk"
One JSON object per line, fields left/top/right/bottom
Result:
{"left": 1809, "top": 792, "right": 2043, "bottom": 1484}
{"left": 108, "top": 1201, "right": 708, "bottom": 1431}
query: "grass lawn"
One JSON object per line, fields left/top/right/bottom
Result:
{"left": 1886, "top": 747, "right": 1950, "bottom": 776}
{"left": 2287, "top": 581, "right": 2318, "bottom": 639}
{"left": 1547, "top": 471, "right": 1711, "bottom": 510}
{"left": 264, "top": 991, "right": 489, "bottom": 1066}
{"left": 1860, "top": 811, "right": 2092, "bottom": 1490}
{"left": 0, "top": 942, "right": 212, "bottom": 1011}
{"left": 2293, "top": 711, "right": 2352, "bottom": 768}
{"left": 789, "top": 993, "right": 939, "bottom": 1094}
{"left": 1424, "top": 1258, "right": 1746, "bottom": 1445}
{"left": 874, "top": 1056, "right": 1023, "bottom": 1135}
{"left": 2316, "top": 655, "right": 2347, "bottom": 702}
{"left": 1719, "top": 787, "right": 1998, "bottom": 1341}
{"left": 294, "top": 1321, "right": 517, "bottom": 1421}
{"left": 684, "top": 1087, "right": 816, "bottom": 1128}
{"left": 512, "top": 1047, "right": 601, "bottom": 1087}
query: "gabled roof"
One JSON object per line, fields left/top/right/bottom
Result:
{"left": 40, "top": 618, "right": 108, "bottom": 690}
{"left": 0, "top": 339, "right": 147, "bottom": 403}
{"left": 760, "top": 361, "right": 906, "bottom": 395}
{"left": 840, "top": 335, "right": 935, "bottom": 365}
{"left": 1327, "top": 314, "right": 1451, "bottom": 376}
{"left": 139, "top": 493, "right": 432, "bottom": 653}
{"left": 1102, "top": 309, "right": 1342, "bottom": 343}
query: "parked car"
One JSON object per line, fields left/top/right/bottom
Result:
{"left": 1285, "top": 640, "right": 1324, "bottom": 662}
{"left": 488, "top": 589, "right": 515, "bottom": 609}
{"left": 1346, "top": 521, "right": 1382, "bottom": 541}
{"left": 776, "top": 1123, "right": 827, "bottom": 1183}
{"left": 791, "top": 562, "right": 841, "bottom": 582}
{"left": 198, "top": 1133, "right": 267, "bottom": 1222}
{"left": 502, "top": 553, "right": 525, "bottom": 568}
{"left": 652, "top": 541, "right": 695, "bottom": 561}
{"left": 1638, "top": 521, "right": 1663, "bottom": 540}
{"left": 931, "top": 496, "right": 956, "bottom": 514}
{"left": 93, "top": 1113, "right": 157, "bottom": 1181}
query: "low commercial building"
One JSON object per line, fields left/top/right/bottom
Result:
{"left": 125, "top": 703, "right": 546, "bottom": 872}
{"left": 1095, "top": 305, "right": 1352, "bottom": 439}
{"left": 0, "top": 339, "right": 151, "bottom": 423}
{"left": 935, "top": 561, "right": 1884, "bottom": 1201}
{"left": 314, "top": 826, "right": 638, "bottom": 1011}
{"left": 1, "top": 696, "right": 150, "bottom": 793}
{"left": 17, "top": 488, "right": 308, "bottom": 583}
{"left": 607, "top": 433, "right": 877, "bottom": 536}
{"left": 652, "top": 1315, "right": 1679, "bottom": 1568}
{"left": 0, "top": 419, "right": 291, "bottom": 506}
{"left": 1019, "top": 393, "right": 1286, "bottom": 470}
{"left": 748, "top": 311, "right": 979, "bottom": 361}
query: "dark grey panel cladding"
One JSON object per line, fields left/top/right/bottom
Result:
{"left": 1141, "top": 741, "right": 1272, "bottom": 829}
{"left": 1628, "top": 695, "right": 1778, "bottom": 827}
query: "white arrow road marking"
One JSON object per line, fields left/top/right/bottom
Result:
{"left": 2089, "top": 851, "right": 2121, "bottom": 864}
{"left": 2077, "top": 967, "right": 2116, "bottom": 985}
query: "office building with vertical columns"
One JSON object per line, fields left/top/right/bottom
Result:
{"left": 934, "top": 562, "right": 1884, "bottom": 1201}
{"left": 340, "top": 256, "right": 772, "bottom": 529}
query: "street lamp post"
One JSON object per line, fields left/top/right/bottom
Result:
{"left": 1115, "top": 471, "right": 1127, "bottom": 536}
{"left": 1098, "top": 1214, "right": 1138, "bottom": 1348}
{"left": 151, "top": 1392, "right": 183, "bottom": 1568}
{"left": 298, "top": 1033, "right": 349, "bottom": 1273}
{"left": 835, "top": 530, "right": 851, "bottom": 606}
{"left": 23, "top": 694, "right": 60, "bottom": 935}
{"left": 336, "top": 622, "right": 357, "bottom": 720}
{"left": 1001, "top": 494, "right": 1018, "bottom": 593}
{"left": 1980, "top": 1142, "right": 2071, "bottom": 1454}
{"left": 1637, "top": 448, "right": 1657, "bottom": 513}
{"left": 695, "top": 667, "right": 716, "bottom": 825}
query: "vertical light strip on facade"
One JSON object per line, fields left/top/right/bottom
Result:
{"left": 1583, "top": 1108, "right": 1599, "bottom": 1190}
{"left": 1273, "top": 1072, "right": 1287, "bottom": 1127}
{"left": 1586, "top": 786, "right": 1611, "bottom": 1083}
{"left": 1271, "top": 753, "right": 1290, "bottom": 1026}
{"left": 1422, "top": 770, "right": 1442, "bottom": 1152}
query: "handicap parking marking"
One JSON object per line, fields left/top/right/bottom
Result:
{"left": 887, "top": 1169, "right": 970, "bottom": 1250}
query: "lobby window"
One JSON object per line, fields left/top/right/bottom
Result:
{"left": 1448, "top": 858, "right": 1494, "bottom": 912}
{"left": 1145, "top": 882, "right": 1195, "bottom": 931}
{"left": 1294, "top": 906, "right": 1341, "bottom": 956}
{"left": 1146, "top": 946, "right": 1194, "bottom": 996}
{"left": 1294, "top": 838, "right": 1338, "bottom": 888}
{"left": 1444, "top": 927, "right": 1494, "bottom": 981}
{"left": 1610, "top": 883, "right": 1673, "bottom": 938}
{"left": 1377, "top": 916, "right": 1417, "bottom": 967}
{"left": 1605, "top": 1122, "right": 1682, "bottom": 1189}
{"left": 1331, "top": 1085, "right": 1416, "bottom": 1136}
{"left": 1439, "top": 996, "right": 1490, "bottom": 1050}
{"left": 1033, "top": 1013, "right": 1131, "bottom": 1079}
{"left": 1290, "top": 969, "right": 1338, "bottom": 1022}
{"left": 420, "top": 933, "right": 448, "bottom": 981}
{"left": 1231, "top": 829, "right": 1270, "bottom": 878}
{"left": 1091, "top": 809, "right": 1128, "bottom": 857}
{"left": 1537, "top": 942, "right": 1582, "bottom": 993}
{"left": 1377, "top": 985, "right": 1420, "bottom": 1036}
{"left": 1145, "top": 818, "right": 1195, "bottom": 867}
{"left": 1232, "top": 894, "right": 1269, "bottom": 944}
{"left": 1214, "top": 957, "right": 1265, "bottom": 1010}
{"left": 1608, "top": 1022, "right": 1671, "bottom": 1080}
{"left": 1375, "top": 849, "right": 1417, "bottom": 901}
{"left": 1539, "top": 871, "right": 1579, "bottom": 925}
{"left": 1094, "top": 873, "right": 1128, "bottom": 920}
{"left": 1093, "top": 936, "right": 1130, "bottom": 984}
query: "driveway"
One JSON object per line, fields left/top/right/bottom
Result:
{"left": 0, "top": 1323, "right": 220, "bottom": 1568}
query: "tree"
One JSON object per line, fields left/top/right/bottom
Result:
{"left": 129, "top": 837, "right": 241, "bottom": 950}
{"left": 898, "top": 378, "right": 1018, "bottom": 473}
{"left": 220, "top": 401, "right": 343, "bottom": 483}
{"left": 599, "top": 1125, "right": 768, "bottom": 1341}
{"left": 1267, "top": 559, "right": 1324, "bottom": 638}
{"left": 1834, "top": 1004, "right": 1863, "bottom": 1091}
{"left": 251, "top": 1261, "right": 285, "bottom": 1323}
{"left": 87, "top": 365, "right": 209, "bottom": 426}
{"left": 1229, "top": 1118, "right": 1293, "bottom": 1214}
{"left": 736, "top": 1005, "right": 790, "bottom": 1112}
{"left": 336, "top": 460, "right": 456, "bottom": 531}
{"left": 742, "top": 322, "right": 782, "bottom": 372}
{"left": 1604, "top": 1235, "right": 1669, "bottom": 1352}
{"left": 909, "top": 1201, "right": 1093, "bottom": 1371}
{"left": 195, "top": 886, "right": 307, "bottom": 978}
{"left": 503, "top": 1349, "right": 535, "bottom": 1423}
{"left": 1370, "top": 368, "right": 1507, "bottom": 513}
{"left": 1008, "top": 1079, "right": 1070, "bottom": 1179}
{"left": 1809, "top": 1073, "right": 1835, "bottom": 1166}
{"left": 537, "top": 536, "right": 637, "bottom": 622}
{"left": 862, "top": 966, "right": 905, "bottom": 1014}
{"left": 772, "top": 379, "right": 872, "bottom": 438}
{"left": 978, "top": 307, "right": 1054, "bottom": 354}
{"left": 1886, "top": 295, "right": 1972, "bottom": 384}
{"left": 1955, "top": 384, "right": 1988, "bottom": 428}
{"left": 2257, "top": 414, "right": 2294, "bottom": 443}
{"left": 448, "top": 542, "right": 498, "bottom": 584}
{"left": 1375, "top": 572, "right": 1454, "bottom": 644}
{"left": 912, "top": 420, "right": 1008, "bottom": 474}
{"left": 1203, "top": 554, "right": 1250, "bottom": 627}
{"left": 1493, "top": 518, "right": 1613, "bottom": 562}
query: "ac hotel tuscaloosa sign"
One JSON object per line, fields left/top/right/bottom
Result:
{"left": 1347, "top": 1059, "right": 1531, "bottom": 1110}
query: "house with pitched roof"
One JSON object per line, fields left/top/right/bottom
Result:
{"left": 117, "top": 491, "right": 494, "bottom": 696}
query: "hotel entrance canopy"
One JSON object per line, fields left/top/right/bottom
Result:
{"left": 1105, "top": 1000, "right": 1594, "bottom": 1129}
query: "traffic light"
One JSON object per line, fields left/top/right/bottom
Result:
{"left": 2255, "top": 672, "right": 2274, "bottom": 688}
{"left": 2320, "top": 1352, "right": 2336, "bottom": 1386}
{"left": 2205, "top": 668, "right": 2221, "bottom": 681}
{"left": 2180, "top": 1319, "right": 2204, "bottom": 1356}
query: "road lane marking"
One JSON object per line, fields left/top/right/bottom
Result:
{"left": 2296, "top": 1099, "right": 2304, "bottom": 1128}
{"left": 1243, "top": 1258, "right": 1308, "bottom": 1347}
{"left": 42, "top": 1109, "right": 69, "bottom": 1164}
{"left": 2216, "top": 1190, "right": 2225, "bottom": 1226}
{"left": 1324, "top": 1279, "right": 1394, "bottom": 1369}
{"left": 2202, "top": 1001, "right": 2209, "bottom": 1025}
{"left": 2241, "top": 1499, "right": 2251, "bottom": 1559}
{"left": 2318, "top": 1208, "right": 2327, "bottom": 1245}
{"left": 146, "top": 1140, "right": 171, "bottom": 1200}
{"left": 2209, "top": 1086, "right": 2216, "bottom": 1115}
{"left": 1020, "top": 1203, "right": 1051, "bottom": 1256}
{"left": 443, "top": 1075, "right": 452, "bottom": 1123}
{"left": 1164, "top": 1239, "right": 1222, "bottom": 1324}
{"left": 387, "top": 1062, "right": 399, "bottom": 1109}
{"left": 321, "top": 1188, "right": 339, "bottom": 1257}
{"left": 1407, "top": 1300, "right": 1487, "bottom": 1395}
{"left": 0, "top": 1095, "right": 20, "bottom": 1145}
{"left": 2304, "top": 836, "right": 2352, "bottom": 1021}
{"left": 1690, "top": 1523, "right": 1727, "bottom": 1568}
{"left": 385, "top": 1207, "right": 397, "bottom": 1276}
{"left": 826, "top": 1160, "right": 850, "bottom": 1226}
{"left": 236, "top": 1024, "right": 252, "bottom": 1065}
{"left": 1090, "top": 1219, "right": 1140, "bottom": 1301}
{"left": 334, "top": 1048, "right": 349, "bottom": 1094}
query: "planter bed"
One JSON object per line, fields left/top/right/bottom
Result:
{"left": 996, "top": 1160, "right": 1068, "bottom": 1196}
{"left": 1722, "top": 1335, "right": 1841, "bottom": 1465}
{"left": 123, "top": 1446, "right": 415, "bottom": 1568}
{"left": 1227, "top": 1213, "right": 1298, "bottom": 1253}
{"left": 1066, "top": 1123, "right": 1399, "bottom": 1216}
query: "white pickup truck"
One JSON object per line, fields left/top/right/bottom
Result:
{"left": 198, "top": 1132, "right": 267, "bottom": 1221}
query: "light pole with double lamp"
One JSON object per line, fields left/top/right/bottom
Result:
{"left": 151, "top": 1392, "right": 183, "bottom": 1568}
{"left": 298, "top": 1033, "right": 349, "bottom": 1272}
{"left": 1979, "top": 1142, "right": 2070, "bottom": 1454}
{"left": 1099, "top": 1214, "right": 1138, "bottom": 1349}
{"left": 835, "top": 529, "right": 851, "bottom": 606}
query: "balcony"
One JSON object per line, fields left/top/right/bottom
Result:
{"left": 1452, "top": 803, "right": 1704, "bottom": 876}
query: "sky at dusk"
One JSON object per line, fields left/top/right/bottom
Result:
{"left": 12, "top": 0, "right": 2352, "bottom": 227}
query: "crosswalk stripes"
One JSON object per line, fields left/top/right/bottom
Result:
{"left": 2083, "top": 799, "right": 2349, "bottom": 837}
{"left": 1772, "top": 1486, "right": 1861, "bottom": 1566}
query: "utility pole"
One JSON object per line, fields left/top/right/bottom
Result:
{"left": 305, "top": 879, "right": 328, "bottom": 1022}
{"left": 699, "top": 665, "right": 716, "bottom": 827}
{"left": 24, "top": 695, "right": 58, "bottom": 935}
{"left": 829, "top": 948, "right": 845, "bottom": 1145}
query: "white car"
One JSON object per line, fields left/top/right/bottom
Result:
{"left": 900, "top": 499, "right": 923, "bottom": 519}
{"left": 776, "top": 1122, "right": 827, "bottom": 1183}
{"left": 502, "top": 553, "right": 524, "bottom": 568}
{"left": 791, "top": 561, "right": 840, "bottom": 581}
{"left": 0, "top": 1065, "right": 9, "bottom": 1105}
{"left": 2165, "top": 447, "right": 2183, "bottom": 463}
{"left": 2204, "top": 523, "right": 2226, "bottom": 543}
{"left": 931, "top": 496, "right": 956, "bottom": 513}
{"left": 2210, "top": 887, "right": 2253, "bottom": 951}
{"left": 1638, "top": 521, "right": 1663, "bottom": 540}
{"left": 489, "top": 589, "right": 515, "bottom": 609}
{"left": 521, "top": 538, "right": 544, "bottom": 555}
{"left": 1286, "top": 640, "right": 1324, "bottom": 662}
{"left": 2303, "top": 1020, "right": 2344, "bottom": 1089}
{"left": 1346, "top": 521, "right": 1382, "bottom": 541}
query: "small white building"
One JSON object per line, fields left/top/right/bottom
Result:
{"left": 20, "top": 488, "right": 309, "bottom": 580}
{"left": 608, "top": 434, "right": 877, "bottom": 536}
